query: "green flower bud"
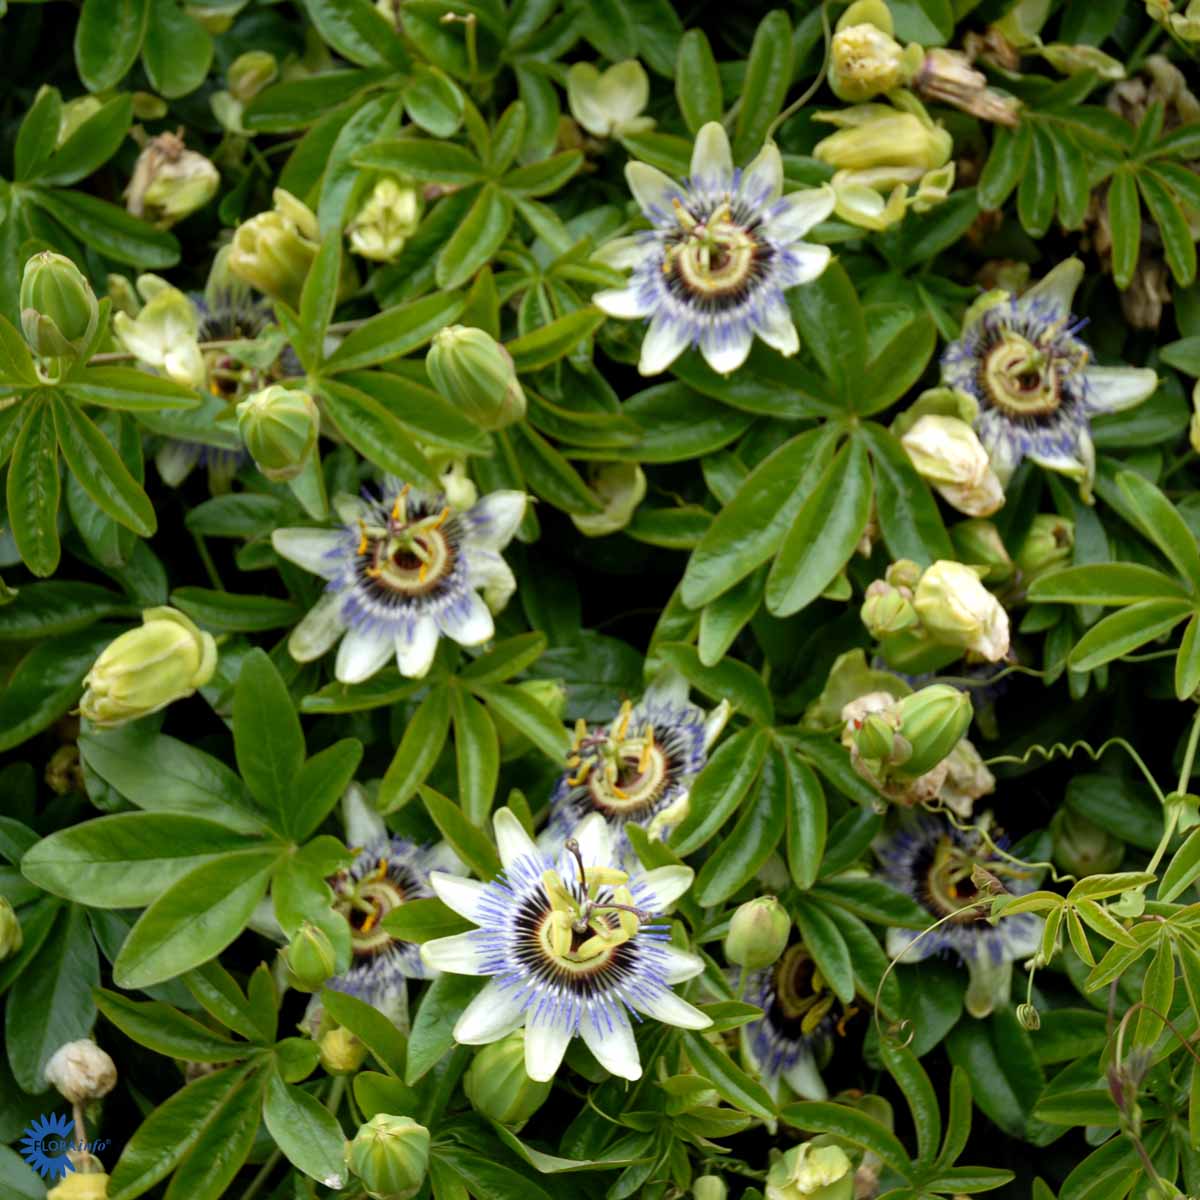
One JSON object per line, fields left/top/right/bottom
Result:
{"left": 494, "top": 679, "right": 568, "bottom": 759}
{"left": 0, "top": 897, "right": 22, "bottom": 961}
{"left": 1051, "top": 807, "right": 1124, "bottom": 877}
{"left": 426, "top": 326, "right": 527, "bottom": 431}
{"left": 20, "top": 251, "right": 99, "bottom": 358}
{"left": 286, "top": 921, "right": 338, "bottom": 991}
{"left": 860, "top": 581, "right": 918, "bottom": 638}
{"left": 126, "top": 133, "right": 220, "bottom": 230}
{"left": 80, "top": 607, "right": 218, "bottom": 728}
{"left": 237, "top": 385, "right": 320, "bottom": 481}
{"left": 229, "top": 189, "right": 356, "bottom": 310}
{"left": 319, "top": 1026, "right": 368, "bottom": 1075}
{"left": 571, "top": 462, "right": 647, "bottom": 537}
{"left": 1038, "top": 42, "right": 1125, "bottom": 79}
{"left": 813, "top": 104, "right": 952, "bottom": 177}
{"left": 1015, "top": 514, "right": 1074, "bottom": 583}
{"left": 463, "top": 1031, "right": 553, "bottom": 1128}
{"left": 229, "top": 50, "right": 279, "bottom": 102}
{"left": 853, "top": 711, "right": 908, "bottom": 768}
{"left": 56, "top": 94, "right": 104, "bottom": 147}
{"left": 913, "top": 561, "right": 1010, "bottom": 661}
{"left": 725, "top": 896, "right": 791, "bottom": 969}
{"left": 346, "top": 1114, "right": 431, "bottom": 1200}
{"left": 950, "top": 519, "right": 1014, "bottom": 583}
{"left": 566, "top": 60, "right": 654, "bottom": 138}
{"left": 892, "top": 684, "right": 972, "bottom": 779}
{"left": 885, "top": 559, "right": 923, "bottom": 591}
{"left": 348, "top": 178, "right": 422, "bottom": 263}
{"left": 131, "top": 92, "right": 169, "bottom": 121}
{"left": 694, "top": 1176, "right": 728, "bottom": 1200}
{"left": 766, "top": 1143, "right": 854, "bottom": 1200}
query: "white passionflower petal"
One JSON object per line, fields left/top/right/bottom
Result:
{"left": 467, "top": 490, "right": 526, "bottom": 552}
{"left": 525, "top": 1013, "right": 573, "bottom": 1082}
{"left": 765, "top": 185, "right": 836, "bottom": 242}
{"left": 428, "top": 872, "right": 490, "bottom": 923}
{"left": 453, "top": 980, "right": 526, "bottom": 1042}
{"left": 569, "top": 812, "right": 613, "bottom": 868}
{"left": 437, "top": 593, "right": 494, "bottom": 646}
{"left": 661, "top": 944, "right": 705, "bottom": 983}
{"left": 396, "top": 616, "right": 440, "bottom": 678}
{"left": 626, "top": 161, "right": 682, "bottom": 219}
{"left": 690, "top": 121, "right": 734, "bottom": 188}
{"left": 272, "top": 528, "right": 344, "bottom": 578}
{"left": 630, "top": 988, "right": 710, "bottom": 1030}
{"left": 701, "top": 324, "right": 754, "bottom": 375}
{"left": 593, "top": 284, "right": 655, "bottom": 319}
{"left": 342, "top": 782, "right": 387, "bottom": 847}
{"left": 289, "top": 592, "right": 346, "bottom": 661}
{"left": 494, "top": 807, "right": 539, "bottom": 871}
{"left": 581, "top": 1010, "right": 642, "bottom": 1080}
{"left": 418, "top": 931, "right": 485, "bottom": 973}
{"left": 1020, "top": 256, "right": 1084, "bottom": 316}
{"left": 637, "top": 865, "right": 695, "bottom": 910}
{"left": 739, "top": 142, "right": 784, "bottom": 207}
{"left": 336, "top": 627, "right": 394, "bottom": 684}
{"left": 754, "top": 301, "right": 800, "bottom": 358}
{"left": 783, "top": 1054, "right": 828, "bottom": 1101}
{"left": 1084, "top": 365, "right": 1158, "bottom": 414}
{"left": 639, "top": 313, "right": 693, "bottom": 376}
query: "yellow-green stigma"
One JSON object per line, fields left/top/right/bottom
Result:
{"left": 356, "top": 485, "right": 456, "bottom": 596}
{"left": 565, "top": 701, "right": 670, "bottom": 816}
{"left": 981, "top": 328, "right": 1087, "bottom": 418}
{"left": 666, "top": 200, "right": 760, "bottom": 298}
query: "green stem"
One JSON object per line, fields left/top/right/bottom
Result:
{"left": 240, "top": 1150, "right": 282, "bottom": 1200}
{"left": 326, "top": 1074, "right": 348, "bottom": 1117}
{"left": 1145, "top": 707, "right": 1200, "bottom": 879}
{"left": 192, "top": 531, "right": 224, "bottom": 592}
{"left": 764, "top": 1, "right": 833, "bottom": 143}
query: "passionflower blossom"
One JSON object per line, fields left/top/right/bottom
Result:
{"left": 739, "top": 941, "right": 839, "bottom": 1103}
{"left": 941, "top": 258, "right": 1158, "bottom": 497}
{"left": 594, "top": 121, "right": 836, "bottom": 376}
{"left": 421, "top": 808, "right": 711, "bottom": 1082}
{"left": 272, "top": 481, "right": 525, "bottom": 683}
{"left": 322, "top": 786, "right": 465, "bottom": 1027}
{"left": 541, "top": 672, "right": 731, "bottom": 870}
{"left": 874, "top": 813, "right": 1042, "bottom": 1018}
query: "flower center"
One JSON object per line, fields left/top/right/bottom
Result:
{"left": 980, "top": 328, "right": 1086, "bottom": 418}
{"left": 921, "top": 836, "right": 985, "bottom": 922}
{"left": 333, "top": 859, "right": 408, "bottom": 958}
{"left": 667, "top": 201, "right": 761, "bottom": 297}
{"left": 771, "top": 945, "right": 837, "bottom": 1035}
{"left": 566, "top": 701, "right": 670, "bottom": 816}
{"left": 355, "top": 486, "right": 456, "bottom": 596}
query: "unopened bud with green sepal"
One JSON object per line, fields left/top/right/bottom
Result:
{"left": 0, "top": 897, "right": 22, "bottom": 961}
{"left": 237, "top": 385, "right": 320, "bottom": 482}
{"left": 319, "top": 1025, "right": 368, "bottom": 1075}
{"left": 766, "top": 1142, "right": 854, "bottom": 1200}
{"left": 725, "top": 896, "right": 790, "bottom": 970}
{"left": 694, "top": 1176, "right": 728, "bottom": 1200}
{"left": 892, "top": 684, "right": 972, "bottom": 779}
{"left": 426, "top": 325, "right": 526, "bottom": 431}
{"left": 464, "top": 1031, "right": 552, "bottom": 1128}
{"left": 1016, "top": 514, "right": 1074, "bottom": 583}
{"left": 20, "top": 251, "right": 99, "bottom": 358}
{"left": 346, "top": 1114, "right": 431, "bottom": 1200}
{"left": 286, "top": 921, "right": 338, "bottom": 991}
{"left": 80, "top": 608, "right": 218, "bottom": 729}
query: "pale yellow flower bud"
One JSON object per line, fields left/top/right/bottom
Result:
{"left": 571, "top": 462, "right": 647, "bottom": 537}
{"left": 20, "top": 251, "right": 99, "bottom": 359}
{"left": 766, "top": 1142, "right": 854, "bottom": 1200}
{"left": 913, "top": 561, "right": 1010, "bottom": 662}
{"left": 346, "top": 1115, "right": 430, "bottom": 1200}
{"left": 113, "top": 277, "right": 205, "bottom": 389}
{"left": 45, "top": 1040, "right": 117, "bottom": 1104}
{"left": 347, "top": 178, "right": 422, "bottom": 263}
{"left": 725, "top": 896, "right": 790, "bottom": 969}
{"left": 900, "top": 414, "right": 1004, "bottom": 518}
{"left": 237, "top": 385, "right": 320, "bottom": 482}
{"left": 229, "top": 51, "right": 279, "bottom": 102}
{"left": 0, "top": 897, "right": 22, "bottom": 961}
{"left": 80, "top": 608, "right": 218, "bottom": 728}
{"left": 463, "top": 1031, "right": 552, "bottom": 1129}
{"left": 813, "top": 105, "right": 952, "bottom": 176}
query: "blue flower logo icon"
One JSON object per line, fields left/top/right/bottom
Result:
{"left": 20, "top": 1112, "right": 77, "bottom": 1180}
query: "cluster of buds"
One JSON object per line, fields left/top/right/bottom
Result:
{"left": 813, "top": 94, "right": 954, "bottom": 232}
{"left": 80, "top": 608, "right": 218, "bottom": 728}
{"left": 766, "top": 1141, "right": 854, "bottom": 1200}
{"left": 345, "top": 1114, "right": 430, "bottom": 1199}
{"left": 237, "top": 385, "right": 321, "bottom": 482}
{"left": 426, "top": 325, "right": 526, "bottom": 430}
{"left": 20, "top": 251, "right": 99, "bottom": 365}
{"left": 125, "top": 131, "right": 219, "bottom": 230}
{"left": 571, "top": 462, "right": 647, "bottom": 537}
{"left": 566, "top": 59, "right": 655, "bottom": 138}
{"left": 229, "top": 189, "right": 356, "bottom": 310}
{"left": 724, "top": 896, "right": 791, "bottom": 969}
{"left": 842, "top": 684, "right": 974, "bottom": 806}
{"left": 347, "top": 178, "right": 422, "bottom": 262}
{"left": 900, "top": 414, "right": 1004, "bottom": 518}
{"left": 463, "top": 1031, "right": 553, "bottom": 1129}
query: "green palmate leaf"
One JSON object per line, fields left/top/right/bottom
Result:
{"left": 0, "top": 580, "right": 132, "bottom": 639}
{"left": 459, "top": 632, "right": 547, "bottom": 684}
{"left": 421, "top": 785, "right": 502, "bottom": 878}
{"left": 682, "top": 426, "right": 837, "bottom": 608}
{"left": 382, "top": 897, "right": 472, "bottom": 942}
{"left": 857, "top": 313, "right": 938, "bottom": 416}
{"left": 317, "top": 93, "right": 402, "bottom": 237}
{"left": 789, "top": 262, "right": 867, "bottom": 399}
{"left": 304, "top": 0, "right": 410, "bottom": 68}
{"left": 407, "top": 64, "right": 466, "bottom": 139}
{"left": 1066, "top": 598, "right": 1194, "bottom": 672}
{"left": 169, "top": 588, "right": 301, "bottom": 633}
{"left": 7, "top": 400, "right": 61, "bottom": 577}
{"left": 1140, "top": 168, "right": 1197, "bottom": 287}
{"left": 784, "top": 752, "right": 826, "bottom": 890}
{"left": 324, "top": 293, "right": 465, "bottom": 372}
{"left": 860, "top": 423, "right": 952, "bottom": 566}
{"left": 299, "top": 232, "right": 344, "bottom": 357}
{"left": 676, "top": 29, "right": 722, "bottom": 134}
{"left": 108, "top": 1063, "right": 265, "bottom": 1200}
{"left": 1176, "top": 613, "right": 1200, "bottom": 701}
{"left": 406, "top": 972, "right": 484, "bottom": 1084}
{"left": 5, "top": 904, "right": 99, "bottom": 1092}
{"left": 790, "top": 896, "right": 856, "bottom": 1005}
{"left": 319, "top": 378, "right": 438, "bottom": 487}
{"left": 697, "top": 567, "right": 763, "bottom": 666}
{"left": 978, "top": 122, "right": 1031, "bottom": 211}
{"left": 670, "top": 726, "right": 769, "bottom": 856}
{"left": 472, "top": 682, "right": 571, "bottom": 761}
{"left": 113, "top": 849, "right": 282, "bottom": 989}
{"left": 68, "top": 365, "right": 201, "bottom": 410}
{"left": 766, "top": 436, "right": 873, "bottom": 618}
{"left": 780, "top": 1101, "right": 911, "bottom": 1176}
{"left": 52, "top": 395, "right": 156, "bottom": 536}
{"left": 656, "top": 642, "right": 773, "bottom": 725}
{"left": 233, "top": 648, "right": 306, "bottom": 830}
{"left": 1115, "top": 470, "right": 1200, "bottom": 590}
{"left": 356, "top": 138, "right": 485, "bottom": 183}
{"left": 1107, "top": 168, "right": 1141, "bottom": 290}
{"left": 436, "top": 185, "right": 514, "bottom": 290}
{"left": 506, "top": 309, "right": 605, "bottom": 373}
{"left": 262, "top": 1069, "right": 348, "bottom": 1189}
{"left": 1018, "top": 124, "right": 1057, "bottom": 237}
{"left": 39, "top": 94, "right": 133, "bottom": 187}
{"left": 0, "top": 315, "right": 39, "bottom": 385}
{"left": 31, "top": 188, "right": 179, "bottom": 269}
{"left": 694, "top": 747, "right": 788, "bottom": 905}
{"left": 290, "top": 739, "right": 363, "bottom": 841}
{"left": 74, "top": 0, "right": 149, "bottom": 91}
{"left": 1134, "top": 935, "right": 1175, "bottom": 1048}
{"left": 732, "top": 8, "right": 792, "bottom": 163}
{"left": 20, "top": 813, "right": 256, "bottom": 908}
{"left": 94, "top": 989, "right": 248, "bottom": 1061}
{"left": 380, "top": 686, "right": 453, "bottom": 812}
{"left": 452, "top": 685, "right": 500, "bottom": 827}
{"left": 880, "top": 1038, "right": 940, "bottom": 1168}
{"left": 14, "top": 84, "right": 63, "bottom": 184}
